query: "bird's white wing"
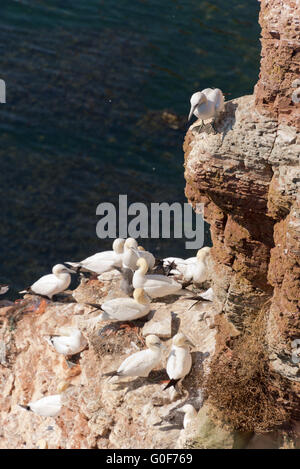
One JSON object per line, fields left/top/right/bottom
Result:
{"left": 118, "top": 349, "right": 152, "bottom": 376}
{"left": 82, "top": 257, "right": 117, "bottom": 274}
{"left": 102, "top": 297, "right": 135, "bottom": 311}
{"left": 29, "top": 394, "right": 62, "bottom": 417}
{"left": 31, "top": 274, "right": 58, "bottom": 297}
{"left": 145, "top": 274, "right": 179, "bottom": 284}
{"left": 103, "top": 298, "right": 141, "bottom": 320}
{"left": 191, "top": 262, "right": 207, "bottom": 283}
{"left": 167, "top": 347, "right": 192, "bottom": 380}
{"left": 185, "top": 257, "right": 197, "bottom": 264}
{"left": 144, "top": 275, "right": 181, "bottom": 295}
{"left": 207, "top": 88, "right": 224, "bottom": 112}
{"left": 166, "top": 349, "right": 177, "bottom": 379}
{"left": 202, "top": 88, "right": 215, "bottom": 96}
{"left": 82, "top": 250, "right": 114, "bottom": 263}
{"left": 51, "top": 336, "right": 72, "bottom": 355}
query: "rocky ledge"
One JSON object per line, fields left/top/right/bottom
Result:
{"left": 0, "top": 274, "right": 219, "bottom": 449}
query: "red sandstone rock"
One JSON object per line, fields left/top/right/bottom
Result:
{"left": 254, "top": 0, "right": 300, "bottom": 129}
{"left": 184, "top": 0, "right": 300, "bottom": 425}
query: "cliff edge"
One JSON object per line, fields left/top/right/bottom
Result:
{"left": 184, "top": 0, "right": 299, "bottom": 434}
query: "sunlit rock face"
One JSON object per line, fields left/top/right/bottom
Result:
{"left": 254, "top": 0, "right": 300, "bottom": 129}
{"left": 184, "top": 0, "right": 300, "bottom": 425}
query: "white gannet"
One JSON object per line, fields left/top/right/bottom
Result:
{"left": 45, "top": 327, "right": 88, "bottom": 356}
{"left": 133, "top": 258, "right": 186, "bottom": 299}
{"left": 89, "top": 288, "right": 151, "bottom": 325}
{"left": 19, "top": 264, "right": 76, "bottom": 300}
{"left": 0, "top": 285, "right": 9, "bottom": 295}
{"left": 170, "top": 247, "right": 211, "bottom": 285}
{"left": 65, "top": 238, "right": 125, "bottom": 275}
{"left": 178, "top": 404, "right": 198, "bottom": 429}
{"left": 19, "top": 394, "right": 62, "bottom": 417}
{"left": 122, "top": 238, "right": 155, "bottom": 271}
{"left": 164, "top": 332, "right": 194, "bottom": 390}
{"left": 103, "top": 334, "right": 164, "bottom": 378}
{"left": 188, "top": 88, "right": 224, "bottom": 132}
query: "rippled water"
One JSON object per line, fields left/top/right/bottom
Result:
{"left": 0, "top": 0, "right": 260, "bottom": 293}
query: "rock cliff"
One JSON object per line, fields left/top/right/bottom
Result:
{"left": 184, "top": 0, "right": 299, "bottom": 435}
{"left": 0, "top": 0, "right": 299, "bottom": 450}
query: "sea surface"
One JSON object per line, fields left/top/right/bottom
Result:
{"left": 0, "top": 0, "right": 260, "bottom": 294}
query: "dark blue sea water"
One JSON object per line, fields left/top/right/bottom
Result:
{"left": 0, "top": 0, "right": 260, "bottom": 295}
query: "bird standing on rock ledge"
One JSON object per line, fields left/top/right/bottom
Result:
{"left": 164, "top": 332, "right": 194, "bottom": 391}
{"left": 188, "top": 88, "right": 224, "bottom": 133}
{"left": 19, "top": 264, "right": 76, "bottom": 300}
{"left": 103, "top": 334, "right": 164, "bottom": 379}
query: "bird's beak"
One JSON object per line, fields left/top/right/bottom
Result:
{"left": 188, "top": 105, "right": 196, "bottom": 121}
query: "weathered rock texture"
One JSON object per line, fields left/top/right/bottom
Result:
{"left": 255, "top": 0, "right": 300, "bottom": 129}
{"left": 0, "top": 277, "right": 217, "bottom": 449}
{"left": 184, "top": 0, "right": 300, "bottom": 429}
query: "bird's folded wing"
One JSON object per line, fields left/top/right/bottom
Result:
{"left": 31, "top": 274, "right": 58, "bottom": 296}
{"left": 104, "top": 304, "right": 140, "bottom": 320}
{"left": 118, "top": 349, "right": 149, "bottom": 375}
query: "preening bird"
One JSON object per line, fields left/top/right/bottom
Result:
{"left": 19, "top": 264, "right": 76, "bottom": 300}
{"left": 45, "top": 327, "right": 88, "bottom": 356}
{"left": 65, "top": 238, "right": 125, "bottom": 275}
{"left": 122, "top": 238, "right": 156, "bottom": 271}
{"left": 133, "top": 258, "right": 186, "bottom": 299}
{"left": 103, "top": 334, "right": 164, "bottom": 379}
{"left": 188, "top": 88, "right": 224, "bottom": 132}
{"left": 19, "top": 394, "right": 62, "bottom": 417}
{"left": 88, "top": 288, "right": 151, "bottom": 325}
{"left": 164, "top": 332, "right": 194, "bottom": 390}
{"left": 178, "top": 404, "right": 197, "bottom": 429}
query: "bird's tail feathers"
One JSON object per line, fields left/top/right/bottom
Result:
{"left": 102, "top": 370, "right": 121, "bottom": 378}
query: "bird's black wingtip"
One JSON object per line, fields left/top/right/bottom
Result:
{"left": 163, "top": 379, "right": 179, "bottom": 391}
{"left": 18, "top": 404, "right": 31, "bottom": 411}
{"left": 102, "top": 371, "right": 119, "bottom": 378}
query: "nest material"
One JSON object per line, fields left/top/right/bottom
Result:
{"left": 204, "top": 306, "right": 289, "bottom": 433}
